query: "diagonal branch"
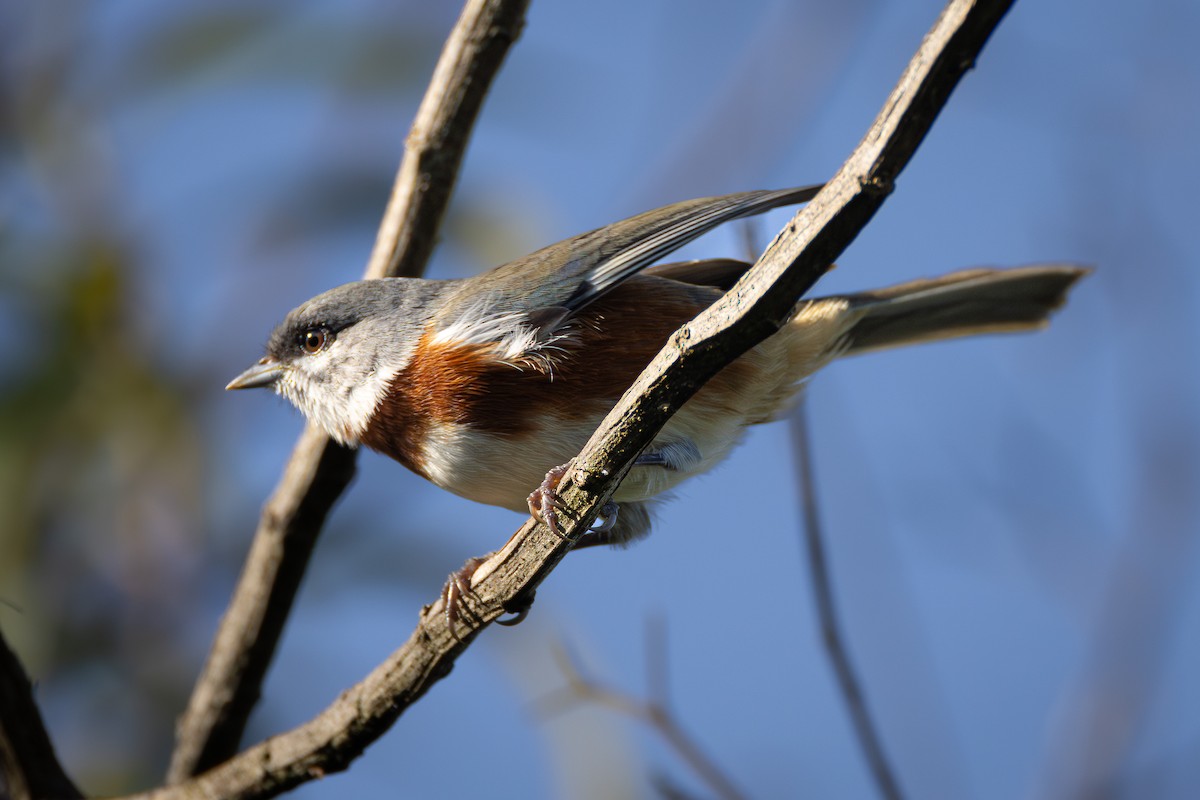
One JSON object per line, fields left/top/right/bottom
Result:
{"left": 166, "top": 0, "right": 531, "bottom": 782}
{"left": 565, "top": 0, "right": 1015, "bottom": 487}
{"left": 133, "top": 1, "right": 1015, "bottom": 797}
{"left": 0, "top": 627, "right": 83, "bottom": 800}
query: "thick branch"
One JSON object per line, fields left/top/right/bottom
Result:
{"left": 136, "top": 1, "right": 1014, "bottom": 797}
{"left": 0, "top": 628, "right": 82, "bottom": 800}
{"left": 363, "top": 0, "right": 526, "bottom": 280}
{"left": 166, "top": 428, "right": 356, "bottom": 782}
{"left": 166, "top": 0, "right": 530, "bottom": 782}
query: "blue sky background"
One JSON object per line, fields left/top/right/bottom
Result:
{"left": 2, "top": 0, "right": 1198, "bottom": 798}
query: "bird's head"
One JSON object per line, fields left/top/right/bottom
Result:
{"left": 227, "top": 278, "right": 447, "bottom": 444}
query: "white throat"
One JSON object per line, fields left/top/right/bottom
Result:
{"left": 276, "top": 357, "right": 401, "bottom": 445}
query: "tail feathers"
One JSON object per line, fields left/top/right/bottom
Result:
{"left": 836, "top": 265, "right": 1089, "bottom": 355}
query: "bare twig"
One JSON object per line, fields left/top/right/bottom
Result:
{"left": 741, "top": 207, "right": 903, "bottom": 799}
{"left": 537, "top": 632, "right": 747, "bottom": 800}
{"left": 0, "top": 627, "right": 83, "bottom": 800}
{"left": 791, "top": 402, "right": 905, "bottom": 800}
{"left": 645, "top": 614, "right": 670, "bottom": 716}
{"left": 1035, "top": 452, "right": 1199, "bottom": 798}
{"left": 122, "top": 2, "right": 1015, "bottom": 798}
{"left": 166, "top": 0, "right": 530, "bottom": 782}
{"left": 560, "top": 0, "right": 1016, "bottom": 501}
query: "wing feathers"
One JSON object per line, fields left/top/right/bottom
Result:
{"left": 433, "top": 185, "right": 822, "bottom": 359}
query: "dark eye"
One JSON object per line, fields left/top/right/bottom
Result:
{"left": 300, "top": 328, "right": 331, "bottom": 354}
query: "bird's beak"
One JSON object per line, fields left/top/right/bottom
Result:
{"left": 226, "top": 357, "right": 286, "bottom": 390}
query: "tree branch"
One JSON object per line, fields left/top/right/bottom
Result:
{"left": 132, "top": 1, "right": 1015, "bottom": 797}
{"left": 363, "top": 0, "right": 527, "bottom": 281}
{"left": 536, "top": 625, "right": 748, "bottom": 800}
{"left": 792, "top": 402, "right": 905, "bottom": 800}
{"left": 0, "top": 627, "right": 82, "bottom": 800}
{"left": 166, "top": 0, "right": 530, "bottom": 782}
{"left": 567, "top": 0, "right": 1015, "bottom": 487}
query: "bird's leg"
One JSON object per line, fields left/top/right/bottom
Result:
{"left": 528, "top": 461, "right": 625, "bottom": 542}
{"left": 527, "top": 461, "right": 576, "bottom": 539}
{"left": 530, "top": 442, "right": 698, "bottom": 547}
{"left": 444, "top": 463, "right": 620, "bottom": 638}
{"left": 441, "top": 556, "right": 486, "bottom": 641}
{"left": 562, "top": 442, "right": 699, "bottom": 550}
{"left": 569, "top": 502, "right": 628, "bottom": 550}
{"left": 441, "top": 554, "right": 539, "bottom": 637}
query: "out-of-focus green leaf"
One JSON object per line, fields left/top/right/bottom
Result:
{"left": 118, "top": 12, "right": 438, "bottom": 97}
{"left": 0, "top": 243, "right": 204, "bottom": 646}
{"left": 117, "top": 9, "right": 285, "bottom": 87}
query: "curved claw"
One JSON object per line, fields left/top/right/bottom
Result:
{"left": 591, "top": 501, "right": 619, "bottom": 533}
{"left": 495, "top": 608, "right": 530, "bottom": 627}
{"left": 528, "top": 461, "right": 576, "bottom": 539}
{"left": 442, "top": 557, "right": 542, "bottom": 635}
{"left": 496, "top": 587, "right": 537, "bottom": 627}
{"left": 442, "top": 556, "right": 487, "bottom": 641}
{"left": 528, "top": 464, "right": 621, "bottom": 546}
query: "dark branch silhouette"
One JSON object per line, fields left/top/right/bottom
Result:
{"left": 114, "top": 2, "right": 1018, "bottom": 797}
{"left": 166, "top": 0, "right": 532, "bottom": 782}
{"left": 0, "top": 1, "right": 1021, "bottom": 798}
{"left": 0, "top": 629, "right": 83, "bottom": 800}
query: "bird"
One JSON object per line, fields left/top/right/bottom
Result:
{"left": 228, "top": 185, "right": 1086, "bottom": 550}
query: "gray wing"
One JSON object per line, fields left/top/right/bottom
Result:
{"left": 641, "top": 258, "right": 752, "bottom": 291}
{"left": 436, "top": 185, "right": 821, "bottom": 334}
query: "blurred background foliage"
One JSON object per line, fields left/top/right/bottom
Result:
{"left": 1, "top": 1, "right": 1198, "bottom": 798}
{"left": 0, "top": 1, "right": 467, "bottom": 791}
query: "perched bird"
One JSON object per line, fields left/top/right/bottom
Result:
{"left": 228, "top": 186, "right": 1085, "bottom": 548}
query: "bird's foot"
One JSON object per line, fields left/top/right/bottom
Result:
{"left": 527, "top": 461, "right": 576, "bottom": 539}
{"left": 441, "top": 556, "right": 486, "bottom": 641}
{"left": 441, "top": 555, "right": 538, "bottom": 639}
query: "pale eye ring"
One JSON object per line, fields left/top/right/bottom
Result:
{"left": 300, "top": 328, "right": 332, "bottom": 355}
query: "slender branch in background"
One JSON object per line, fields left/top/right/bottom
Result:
{"left": 790, "top": 402, "right": 905, "bottom": 800}
{"left": 557, "top": 0, "right": 1017, "bottom": 498}
{"left": 739, "top": 208, "right": 903, "bottom": 800}
{"left": 1034, "top": 425, "right": 1199, "bottom": 797}
{"left": 645, "top": 614, "right": 670, "bottom": 716}
{"left": 742, "top": 212, "right": 903, "bottom": 799}
{"left": 536, "top": 629, "right": 747, "bottom": 800}
{"left": 0, "top": 629, "right": 83, "bottom": 800}
{"left": 166, "top": 0, "right": 531, "bottom": 782}
{"left": 110, "top": 3, "right": 1017, "bottom": 798}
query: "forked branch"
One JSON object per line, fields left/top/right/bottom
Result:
{"left": 129, "top": 1, "right": 1015, "bottom": 798}
{"left": 166, "top": 0, "right": 532, "bottom": 783}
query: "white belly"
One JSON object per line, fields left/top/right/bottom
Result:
{"left": 418, "top": 417, "right": 595, "bottom": 512}
{"left": 416, "top": 403, "right": 751, "bottom": 513}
